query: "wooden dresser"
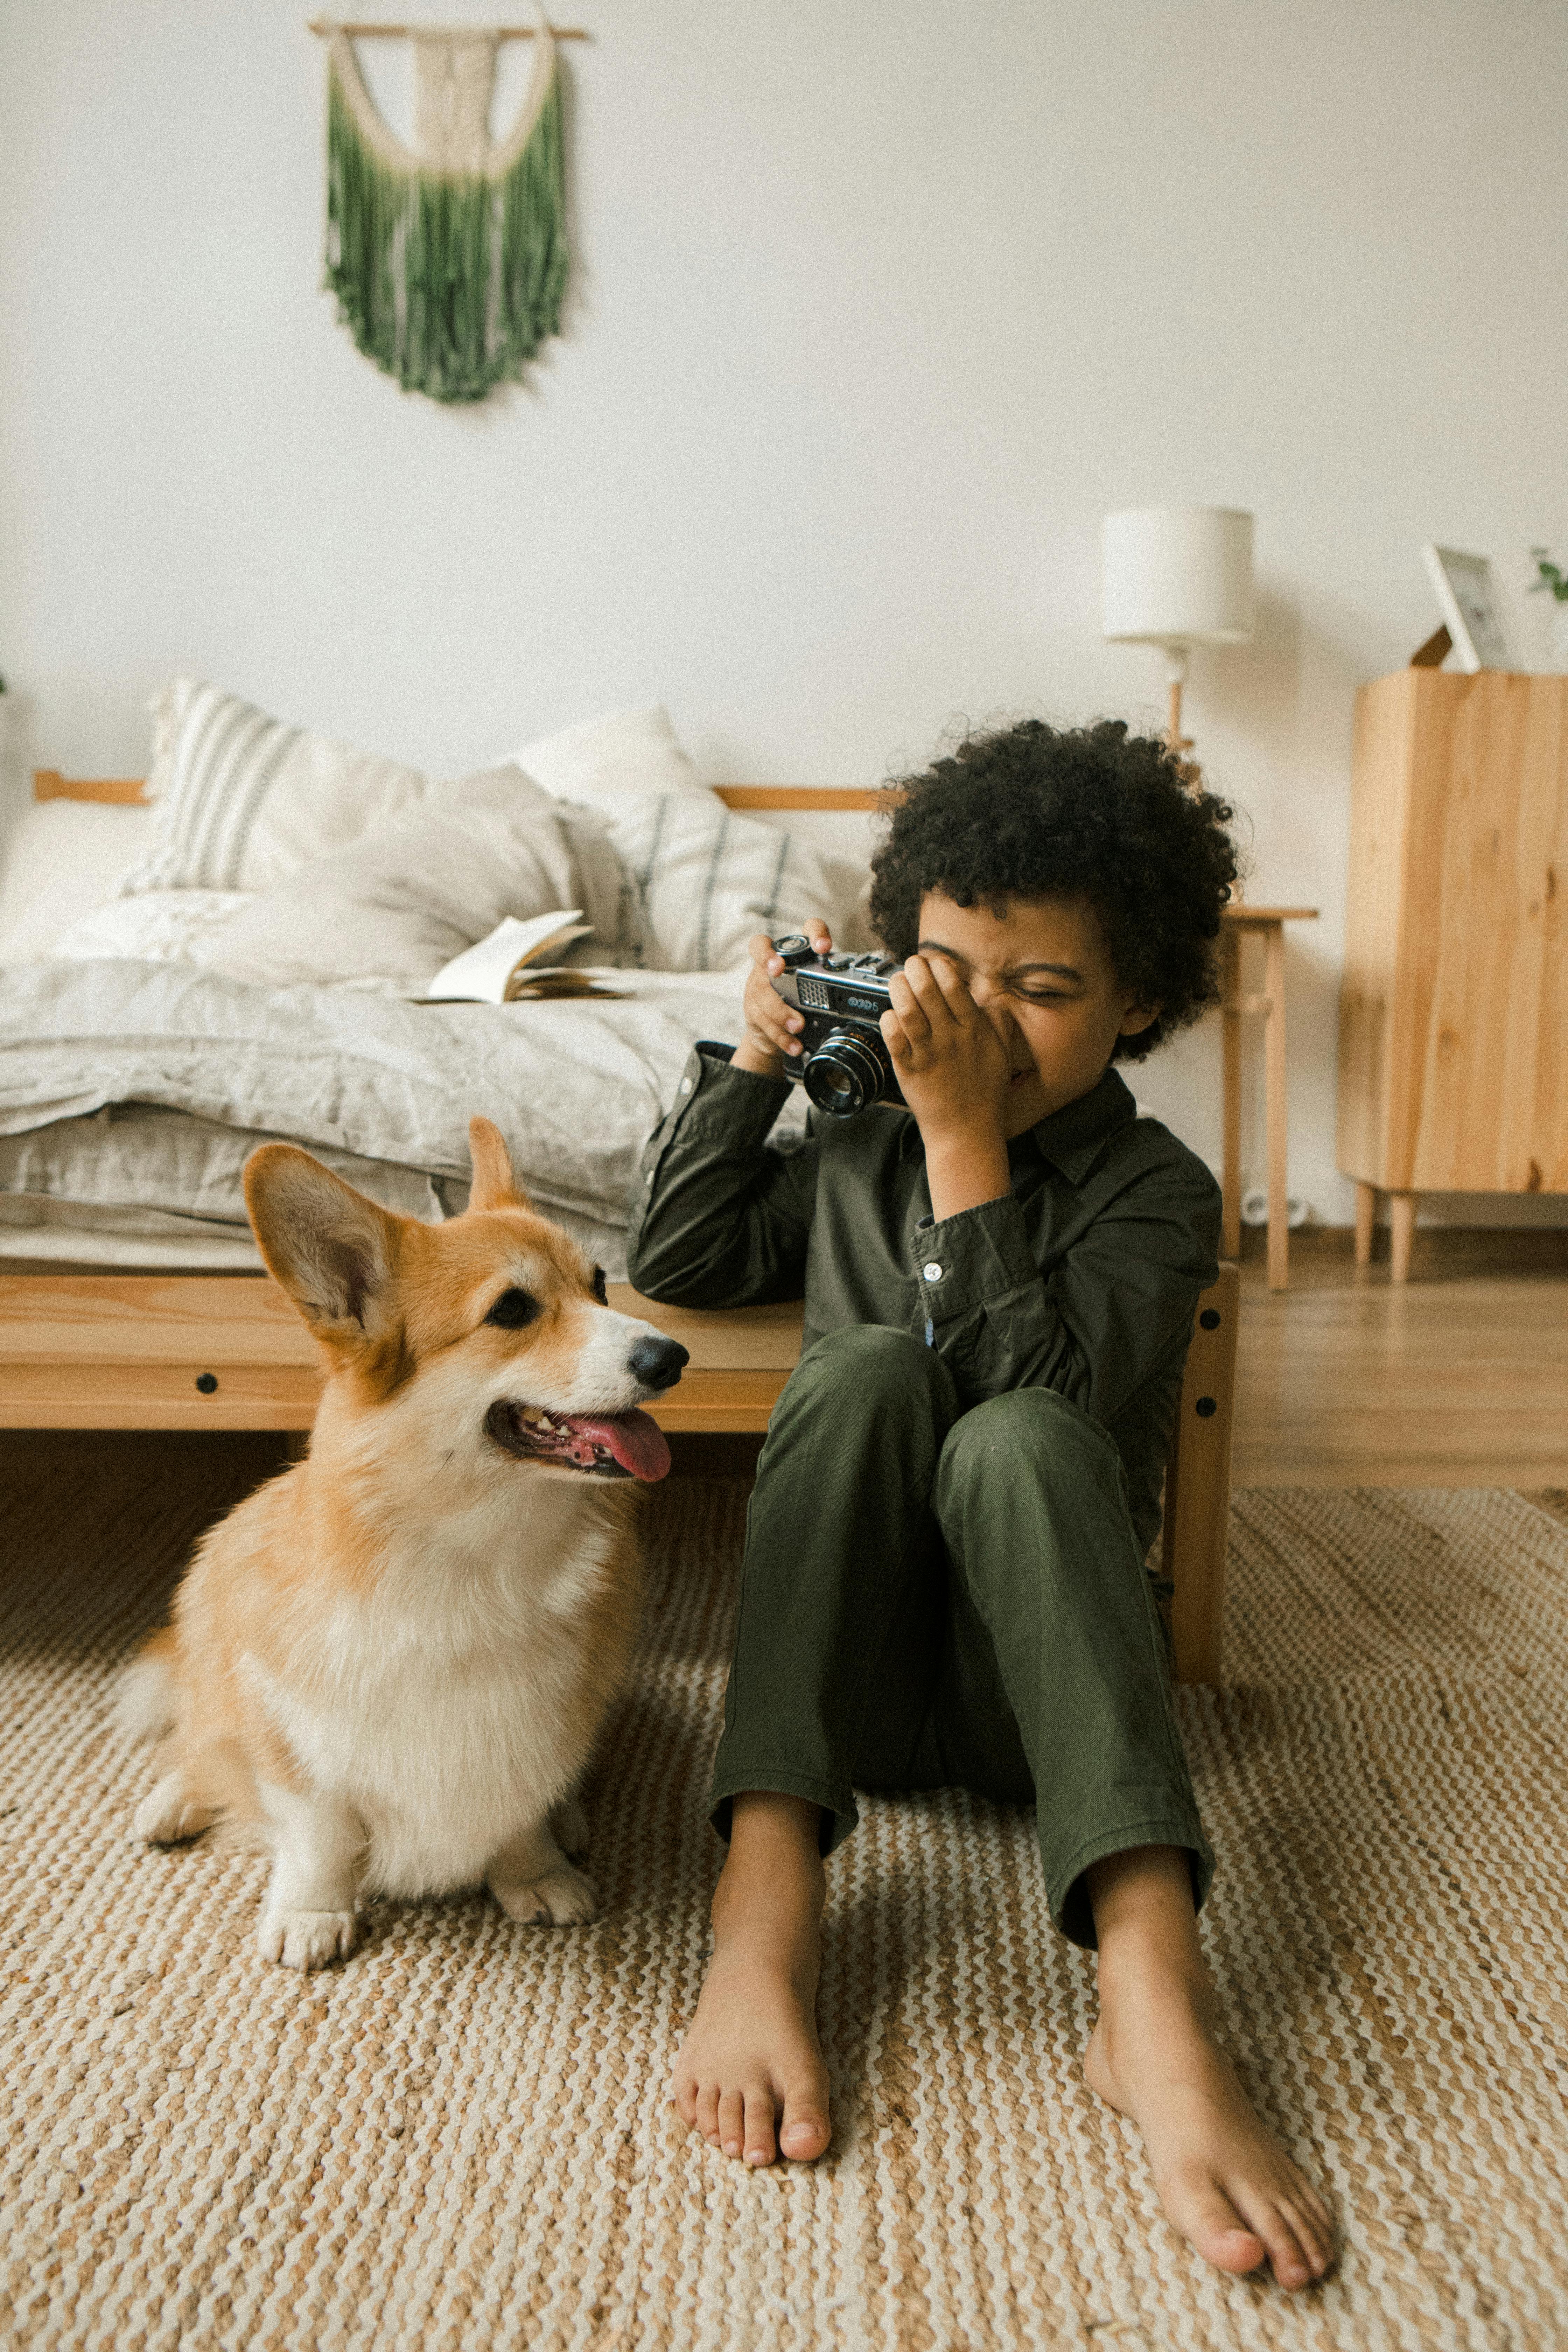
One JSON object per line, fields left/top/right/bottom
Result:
{"left": 1338, "top": 667, "right": 1568, "bottom": 1279}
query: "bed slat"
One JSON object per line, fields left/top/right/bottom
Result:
{"left": 33, "top": 771, "right": 148, "bottom": 804}
{"left": 0, "top": 1274, "right": 803, "bottom": 1433}
{"left": 31, "top": 773, "right": 885, "bottom": 812}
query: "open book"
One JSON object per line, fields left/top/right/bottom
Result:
{"left": 424, "top": 912, "right": 625, "bottom": 1003}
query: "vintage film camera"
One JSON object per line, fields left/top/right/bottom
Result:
{"left": 767, "top": 935, "right": 906, "bottom": 1116}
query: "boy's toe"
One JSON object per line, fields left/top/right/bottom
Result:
{"left": 1202, "top": 2223, "right": 1268, "bottom": 2276}
{"left": 1297, "top": 2179, "right": 1336, "bottom": 2243}
{"left": 777, "top": 2074, "right": 832, "bottom": 2161}
{"left": 1242, "top": 2197, "right": 1316, "bottom": 2291}
{"left": 694, "top": 2085, "right": 720, "bottom": 2143}
{"left": 742, "top": 2086, "right": 777, "bottom": 2166}
{"left": 1279, "top": 2193, "right": 1333, "bottom": 2276}
{"left": 1177, "top": 2180, "right": 1266, "bottom": 2275}
{"left": 717, "top": 2088, "right": 746, "bottom": 2158}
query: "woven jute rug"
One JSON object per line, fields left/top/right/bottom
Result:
{"left": 1, "top": 1449, "right": 1566, "bottom": 2352}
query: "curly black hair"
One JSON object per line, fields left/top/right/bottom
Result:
{"left": 866, "top": 718, "right": 1241, "bottom": 1062}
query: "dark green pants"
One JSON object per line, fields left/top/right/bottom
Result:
{"left": 709, "top": 1326, "right": 1213, "bottom": 1948}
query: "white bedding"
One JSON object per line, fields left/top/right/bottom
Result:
{"left": 50, "top": 890, "right": 254, "bottom": 967}
{"left": 0, "top": 1196, "right": 285, "bottom": 1271}
{"left": 0, "top": 958, "right": 799, "bottom": 1275}
{"left": 0, "top": 1102, "right": 455, "bottom": 1272}
{"left": 0, "top": 696, "right": 844, "bottom": 1272}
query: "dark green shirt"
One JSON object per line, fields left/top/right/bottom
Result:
{"left": 626, "top": 1046, "right": 1221, "bottom": 1550}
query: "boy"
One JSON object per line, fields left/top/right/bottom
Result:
{"left": 626, "top": 719, "right": 1332, "bottom": 2292}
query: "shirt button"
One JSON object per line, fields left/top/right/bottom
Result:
{"left": 923, "top": 1261, "right": 943, "bottom": 1282}
{"left": 679, "top": 1078, "right": 693, "bottom": 1094}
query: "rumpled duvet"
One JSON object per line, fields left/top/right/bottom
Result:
{"left": 0, "top": 959, "right": 794, "bottom": 1273}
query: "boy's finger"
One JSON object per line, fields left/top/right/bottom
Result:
{"left": 756, "top": 1015, "right": 803, "bottom": 1056}
{"left": 903, "top": 955, "right": 958, "bottom": 1032}
{"left": 743, "top": 984, "right": 791, "bottom": 1032}
{"left": 879, "top": 1007, "right": 914, "bottom": 1065}
{"left": 748, "top": 985, "right": 799, "bottom": 1030}
{"left": 887, "top": 969, "right": 931, "bottom": 1042}
{"left": 805, "top": 920, "right": 833, "bottom": 950}
{"left": 744, "top": 990, "right": 801, "bottom": 1049}
{"left": 924, "top": 954, "right": 975, "bottom": 1021}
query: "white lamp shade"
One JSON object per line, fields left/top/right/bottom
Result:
{"left": 1102, "top": 506, "right": 1254, "bottom": 646}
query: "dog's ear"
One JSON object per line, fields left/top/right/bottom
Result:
{"left": 244, "top": 1144, "right": 402, "bottom": 1343}
{"left": 467, "top": 1116, "right": 530, "bottom": 1213}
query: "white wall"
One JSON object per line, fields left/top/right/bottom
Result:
{"left": 2, "top": 0, "right": 1566, "bottom": 1224}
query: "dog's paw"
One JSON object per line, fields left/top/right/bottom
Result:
{"left": 257, "top": 1907, "right": 358, "bottom": 1970}
{"left": 133, "top": 1773, "right": 217, "bottom": 1846}
{"left": 491, "top": 1864, "right": 599, "bottom": 1927}
{"left": 549, "top": 1794, "right": 590, "bottom": 1859}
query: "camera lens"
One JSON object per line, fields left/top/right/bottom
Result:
{"left": 802, "top": 1028, "right": 891, "bottom": 1118}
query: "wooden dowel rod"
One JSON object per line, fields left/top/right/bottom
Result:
{"left": 1263, "top": 922, "right": 1289, "bottom": 1291}
{"left": 1219, "top": 927, "right": 1242, "bottom": 1261}
{"left": 307, "top": 19, "right": 592, "bottom": 36}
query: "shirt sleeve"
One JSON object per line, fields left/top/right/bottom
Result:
{"left": 910, "top": 1170, "right": 1221, "bottom": 1425}
{"left": 624, "top": 1042, "right": 819, "bottom": 1308}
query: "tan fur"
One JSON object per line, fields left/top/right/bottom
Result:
{"left": 121, "top": 1116, "right": 679, "bottom": 1971}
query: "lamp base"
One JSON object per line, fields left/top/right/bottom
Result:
{"left": 1165, "top": 671, "right": 1197, "bottom": 775}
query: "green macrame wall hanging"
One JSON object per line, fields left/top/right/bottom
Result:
{"left": 321, "top": 16, "right": 568, "bottom": 403}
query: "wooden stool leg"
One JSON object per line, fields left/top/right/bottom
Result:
{"left": 1354, "top": 1182, "right": 1377, "bottom": 1266}
{"left": 1164, "top": 1264, "right": 1240, "bottom": 1685}
{"left": 1389, "top": 1192, "right": 1417, "bottom": 1284}
{"left": 1263, "top": 924, "right": 1289, "bottom": 1291}
{"left": 1220, "top": 927, "right": 1242, "bottom": 1260}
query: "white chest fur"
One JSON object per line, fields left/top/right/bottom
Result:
{"left": 243, "top": 1483, "right": 628, "bottom": 1898}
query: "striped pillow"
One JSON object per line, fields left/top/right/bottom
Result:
{"left": 601, "top": 794, "right": 871, "bottom": 971}
{"left": 121, "top": 680, "right": 426, "bottom": 894}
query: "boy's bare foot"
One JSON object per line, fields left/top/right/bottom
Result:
{"left": 1084, "top": 1847, "right": 1335, "bottom": 2292}
{"left": 672, "top": 1792, "right": 832, "bottom": 2166}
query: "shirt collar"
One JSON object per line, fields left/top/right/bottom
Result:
{"left": 1025, "top": 1065, "right": 1138, "bottom": 1184}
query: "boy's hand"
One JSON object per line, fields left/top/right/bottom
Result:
{"left": 882, "top": 954, "right": 1014, "bottom": 1217}
{"left": 733, "top": 922, "right": 834, "bottom": 1079}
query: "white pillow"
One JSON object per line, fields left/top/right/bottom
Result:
{"left": 0, "top": 800, "right": 156, "bottom": 962}
{"left": 504, "top": 702, "right": 712, "bottom": 814}
{"left": 50, "top": 889, "right": 251, "bottom": 966}
{"left": 123, "top": 679, "right": 426, "bottom": 893}
{"left": 196, "top": 766, "right": 635, "bottom": 990}
{"left": 607, "top": 795, "right": 871, "bottom": 971}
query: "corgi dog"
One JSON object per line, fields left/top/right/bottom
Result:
{"left": 119, "top": 1116, "right": 687, "bottom": 1970}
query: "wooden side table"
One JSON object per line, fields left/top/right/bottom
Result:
{"left": 1219, "top": 905, "right": 1319, "bottom": 1290}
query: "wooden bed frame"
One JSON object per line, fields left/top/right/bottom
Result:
{"left": 0, "top": 774, "right": 1240, "bottom": 1681}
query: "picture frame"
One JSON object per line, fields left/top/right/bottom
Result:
{"left": 1421, "top": 544, "right": 1523, "bottom": 673}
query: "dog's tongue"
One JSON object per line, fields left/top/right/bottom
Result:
{"left": 570, "top": 1409, "right": 671, "bottom": 1482}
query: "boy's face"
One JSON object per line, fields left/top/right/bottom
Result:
{"left": 914, "top": 890, "right": 1157, "bottom": 1135}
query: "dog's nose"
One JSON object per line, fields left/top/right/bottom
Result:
{"left": 628, "top": 1335, "right": 688, "bottom": 1391}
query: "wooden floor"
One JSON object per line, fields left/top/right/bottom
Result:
{"left": 1231, "top": 1225, "right": 1568, "bottom": 1486}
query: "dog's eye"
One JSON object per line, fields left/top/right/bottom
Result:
{"left": 485, "top": 1287, "right": 540, "bottom": 1329}
{"left": 591, "top": 1266, "right": 608, "bottom": 1306}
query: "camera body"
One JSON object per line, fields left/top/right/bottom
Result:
{"left": 768, "top": 935, "right": 906, "bottom": 1117}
